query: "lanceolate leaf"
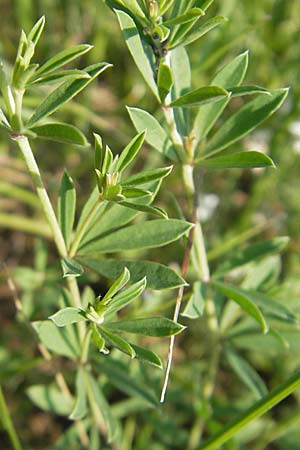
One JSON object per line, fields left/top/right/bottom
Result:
{"left": 192, "top": 50, "right": 249, "bottom": 143}
{"left": 102, "top": 267, "right": 130, "bottom": 303}
{"left": 32, "top": 44, "right": 93, "bottom": 79}
{"left": 105, "top": 317, "right": 186, "bottom": 337}
{"left": 182, "top": 281, "right": 205, "bottom": 319}
{"left": 130, "top": 343, "right": 163, "bottom": 368}
{"left": 115, "top": 9, "right": 158, "bottom": 98}
{"left": 228, "top": 85, "right": 271, "bottom": 98}
{"left": 49, "top": 307, "right": 86, "bottom": 327}
{"left": 27, "top": 384, "right": 73, "bottom": 416}
{"left": 106, "top": 277, "right": 147, "bottom": 316}
{"left": 121, "top": 165, "right": 173, "bottom": 186}
{"left": 157, "top": 61, "right": 174, "bottom": 103}
{"left": 197, "top": 151, "right": 275, "bottom": 169}
{"left": 69, "top": 368, "right": 88, "bottom": 420}
{"left": 119, "top": 201, "right": 168, "bottom": 218}
{"left": 27, "top": 62, "right": 112, "bottom": 127}
{"left": 172, "top": 16, "right": 227, "bottom": 48}
{"left": 164, "top": 8, "right": 204, "bottom": 26}
{"left": 100, "top": 326, "right": 136, "bottom": 358}
{"left": 32, "top": 320, "right": 79, "bottom": 359}
{"left": 78, "top": 219, "right": 192, "bottom": 254}
{"left": 127, "top": 106, "right": 177, "bottom": 160}
{"left": 206, "top": 89, "right": 289, "bottom": 157}
{"left": 31, "top": 69, "right": 90, "bottom": 85}
{"left": 212, "top": 281, "right": 269, "bottom": 334}
{"left": 27, "top": 16, "right": 45, "bottom": 47}
{"left": 61, "top": 257, "right": 84, "bottom": 278}
{"left": 77, "top": 258, "right": 187, "bottom": 290}
{"left": 58, "top": 171, "right": 76, "bottom": 249}
{"left": 32, "top": 122, "right": 88, "bottom": 145}
{"left": 170, "top": 86, "right": 228, "bottom": 108}
{"left": 226, "top": 347, "right": 268, "bottom": 399}
{"left": 116, "top": 131, "right": 146, "bottom": 173}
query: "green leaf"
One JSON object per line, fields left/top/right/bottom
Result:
{"left": 78, "top": 219, "right": 192, "bottom": 254}
{"left": 170, "top": 85, "right": 228, "bottom": 107}
{"left": 228, "top": 85, "right": 271, "bottom": 98}
{"left": 157, "top": 61, "right": 174, "bottom": 103}
{"left": 27, "top": 16, "right": 45, "bottom": 47}
{"left": 127, "top": 106, "right": 177, "bottom": 160}
{"left": 96, "top": 356, "right": 158, "bottom": 406}
{"left": 216, "top": 237, "right": 290, "bottom": 274}
{"left": 192, "top": 50, "right": 249, "bottom": 143}
{"left": 69, "top": 368, "right": 88, "bottom": 420}
{"left": 78, "top": 258, "right": 187, "bottom": 290}
{"left": 30, "top": 69, "right": 90, "bottom": 86}
{"left": 58, "top": 171, "right": 76, "bottom": 249}
{"left": 0, "top": 108, "right": 10, "bottom": 129}
{"left": 119, "top": 201, "right": 168, "bottom": 218}
{"left": 226, "top": 348, "right": 268, "bottom": 399}
{"left": 212, "top": 281, "right": 269, "bottom": 334}
{"left": 173, "top": 16, "right": 227, "bottom": 48}
{"left": 197, "top": 151, "right": 275, "bottom": 169}
{"left": 61, "top": 257, "right": 84, "bottom": 278}
{"left": 31, "top": 122, "right": 88, "bottom": 145}
{"left": 33, "top": 44, "right": 93, "bottom": 79}
{"left": 102, "top": 267, "right": 130, "bottom": 303}
{"left": 206, "top": 89, "right": 289, "bottom": 157}
{"left": 32, "top": 320, "right": 79, "bottom": 359}
{"left": 116, "top": 131, "right": 146, "bottom": 173}
{"left": 49, "top": 307, "right": 86, "bottom": 327}
{"left": 130, "top": 344, "right": 162, "bottom": 368}
{"left": 94, "top": 133, "right": 103, "bottom": 170}
{"left": 182, "top": 281, "right": 205, "bottom": 319}
{"left": 27, "top": 62, "right": 112, "bottom": 127}
{"left": 100, "top": 326, "right": 136, "bottom": 358}
{"left": 198, "top": 371, "right": 300, "bottom": 450}
{"left": 115, "top": 9, "right": 158, "bottom": 98}
{"left": 105, "top": 277, "right": 146, "bottom": 316}
{"left": 121, "top": 166, "right": 173, "bottom": 186}
{"left": 87, "top": 373, "right": 117, "bottom": 443}
{"left": 105, "top": 317, "right": 186, "bottom": 337}
{"left": 164, "top": 8, "right": 204, "bottom": 26}
{"left": 92, "top": 324, "right": 109, "bottom": 354}
{"left": 122, "top": 187, "right": 151, "bottom": 198}
{"left": 27, "top": 384, "right": 73, "bottom": 416}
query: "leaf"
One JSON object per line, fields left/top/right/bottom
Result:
{"left": 87, "top": 373, "right": 117, "bottom": 443}
{"left": 27, "top": 16, "right": 45, "bottom": 47}
{"left": 164, "top": 8, "right": 204, "bottom": 26}
{"left": 49, "top": 307, "right": 86, "bottom": 327}
{"left": 198, "top": 372, "right": 300, "bottom": 450}
{"left": 77, "top": 258, "right": 187, "bottom": 290}
{"left": 27, "top": 62, "right": 112, "bottom": 127}
{"left": 127, "top": 106, "right": 177, "bottom": 160}
{"left": 32, "top": 320, "right": 79, "bottom": 359}
{"left": 192, "top": 50, "right": 249, "bottom": 143}
{"left": 69, "top": 368, "right": 88, "bottom": 420}
{"left": 130, "top": 344, "right": 162, "bottom": 368}
{"left": 116, "top": 130, "right": 146, "bottom": 173}
{"left": 96, "top": 356, "right": 158, "bottom": 406}
{"left": 105, "top": 317, "right": 186, "bottom": 337}
{"left": 92, "top": 324, "right": 109, "bottom": 354}
{"left": 216, "top": 236, "right": 290, "bottom": 274}
{"left": 27, "top": 384, "right": 73, "bottom": 416}
{"left": 58, "top": 171, "right": 76, "bottom": 250}
{"left": 228, "top": 85, "right": 271, "bottom": 98}
{"left": 170, "top": 85, "right": 228, "bottom": 107}
{"left": 61, "top": 257, "right": 84, "bottom": 278}
{"left": 33, "top": 44, "right": 93, "bottom": 79}
{"left": 102, "top": 267, "right": 130, "bottom": 303}
{"left": 31, "top": 122, "right": 88, "bottom": 145}
{"left": 78, "top": 219, "right": 192, "bottom": 254}
{"left": 197, "top": 151, "right": 275, "bottom": 169}
{"left": 157, "top": 61, "right": 174, "bottom": 103}
{"left": 0, "top": 108, "right": 10, "bottom": 129}
{"left": 30, "top": 69, "right": 90, "bottom": 85}
{"left": 206, "top": 89, "right": 289, "bottom": 157}
{"left": 121, "top": 166, "right": 173, "bottom": 186}
{"left": 105, "top": 277, "right": 146, "bottom": 316}
{"left": 100, "top": 326, "right": 136, "bottom": 358}
{"left": 212, "top": 281, "right": 269, "bottom": 334}
{"left": 119, "top": 201, "right": 168, "bottom": 218}
{"left": 173, "top": 16, "right": 227, "bottom": 48}
{"left": 115, "top": 9, "right": 158, "bottom": 98}
{"left": 182, "top": 281, "right": 205, "bottom": 319}
{"left": 226, "top": 347, "right": 268, "bottom": 399}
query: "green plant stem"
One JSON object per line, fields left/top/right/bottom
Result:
{"left": 198, "top": 371, "right": 300, "bottom": 450}
{"left": 0, "top": 385, "right": 23, "bottom": 450}
{"left": 15, "top": 136, "right": 68, "bottom": 257}
{"left": 69, "top": 198, "right": 105, "bottom": 257}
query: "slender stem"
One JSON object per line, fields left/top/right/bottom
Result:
{"left": 69, "top": 198, "right": 104, "bottom": 258}
{"left": 198, "top": 371, "right": 300, "bottom": 450}
{"left": 0, "top": 385, "right": 23, "bottom": 450}
{"left": 15, "top": 136, "right": 68, "bottom": 258}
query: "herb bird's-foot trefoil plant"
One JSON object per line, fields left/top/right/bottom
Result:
{"left": 1, "top": 3, "right": 300, "bottom": 450}
{"left": 0, "top": 16, "right": 188, "bottom": 449}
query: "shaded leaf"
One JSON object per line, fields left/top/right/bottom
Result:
{"left": 32, "top": 320, "right": 79, "bottom": 359}
{"left": 119, "top": 201, "right": 168, "bottom": 218}
{"left": 31, "top": 122, "right": 88, "bottom": 145}
{"left": 182, "top": 281, "right": 205, "bottom": 319}
{"left": 58, "top": 171, "right": 76, "bottom": 249}
{"left": 101, "top": 326, "right": 136, "bottom": 358}
{"left": 69, "top": 368, "right": 88, "bottom": 420}
{"left": 197, "top": 151, "right": 275, "bottom": 169}
{"left": 105, "top": 317, "right": 186, "bottom": 337}
{"left": 170, "top": 85, "right": 228, "bottom": 108}
{"left": 27, "top": 384, "right": 73, "bottom": 416}
{"left": 130, "top": 344, "right": 162, "bottom": 368}
{"left": 31, "top": 69, "right": 90, "bottom": 85}
{"left": 102, "top": 267, "right": 130, "bottom": 303}
{"left": 49, "top": 307, "right": 86, "bottom": 327}
{"left": 105, "top": 277, "right": 146, "bottom": 316}
{"left": 61, "top": 257, "right": 84, "bottom": 278}
{"left": 157, "top": 61, "right": 174, "bottom": 103}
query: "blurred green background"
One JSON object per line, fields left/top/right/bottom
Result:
{"left": 1, "top": 1, "right": 300, "bottom": 449}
